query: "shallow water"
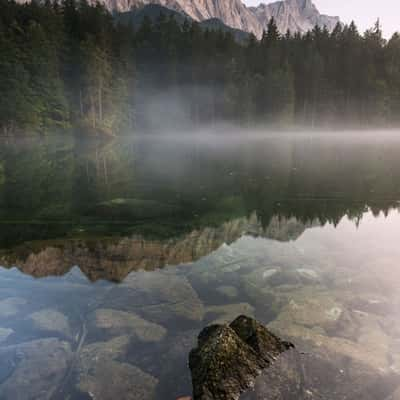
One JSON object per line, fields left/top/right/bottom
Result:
{"left": 0, "top": 132, "right": 400, "bottom": 399}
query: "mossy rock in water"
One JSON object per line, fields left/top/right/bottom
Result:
{"left": 189, "top": 315, "right": 294, "bottom": 400}
{"left": 89, "top": 198, "right": 179, "bottom": 220}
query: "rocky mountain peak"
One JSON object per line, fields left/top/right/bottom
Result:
{"left": 291, "top": 0, "right": 314, "bottom": 9}
{"left": 250, "top": 0, "right": 339, "bottom": 36}
{"left": 17, "top": 0, "right": 339, "bottom": 38}
{"left": 88, "top": 0, "right": 340, "bottom": 38}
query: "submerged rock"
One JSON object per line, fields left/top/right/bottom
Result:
{"left": 91, "top": 308, "right": 167, "bottom": 342}
{"left": 242, "top": 267, "right": 280, "bottom": 288}
{"left": 140, "top": 329, "right": 199, "bottom": 399}
{"left": 78, "top": 360, "right": 157, "bottom": 400}
{"left": 107, "top": 271, "right": 205, "bottom": 324}
{"left": 0, "top": 297, "right": 26, "bottom": 318}
{"left": 270, "top": 286, "right": 343, "bottom": 330}
{"left": 268, "top": 303, "right": 400, "bottom": 400}
{"left": 189, "top": 315, "right": 293, "bottom": 400}
{"left": 239, "top": 349, "right": 305, "bottom": 400}
{"left": 296, "top": 268, "right": 320, "bottom": 283}
{"left": 28, "top": 308, "right": 72, "bottom": 338}
{"left": 91, "top": 198, "right": 178, "bottom": 219}
{"left": 216, "top": 286, "right": 239, "bottom": 299}
{"left": 77, "top": 335, "right": 158, "bottom": 400}
{"left": 0, "top": 328, "right": 13, "bottom": 344}
{"left": 0, "top": 338, "right": 72, "bottom": 400}
{"left": 388, "top": 387, "right": 400, "bottom": 400}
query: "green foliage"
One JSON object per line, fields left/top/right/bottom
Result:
{"left": 0, "top": 0, "right": 134, "bottom": 135}
{"left": 0, "top": 0, "right": 400, "bottom": 134}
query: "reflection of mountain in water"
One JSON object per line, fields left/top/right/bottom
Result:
{"left": 0, "top": 214, "right": 316, "bottom": 281}
{"left": 2, "top": 136, "right": 400, "bottom": 400}
{"left": 2, "top": 134, "right": 400, "bottom": 277}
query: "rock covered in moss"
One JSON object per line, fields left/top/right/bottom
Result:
{"left": 230, "top": 315, "right": 294, "bottom": 363}
{"left": 189, "top": 315, "right": 294, "bottom": 400}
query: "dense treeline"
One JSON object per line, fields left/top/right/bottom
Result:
{"left": 0, "top": 0, "right": 135, "bottom": 135}
{"left": 1, "top": 0, "right": 400, "bottom": 135}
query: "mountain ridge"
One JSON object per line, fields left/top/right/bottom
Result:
{"left": 117, "top": 4, "right": 251, "bottom": 42}
{"left": 14, "top": 0, "right": 340, "bottom": 38}
{"left": 109, "top": 0, "right": 340, "bottom": 38}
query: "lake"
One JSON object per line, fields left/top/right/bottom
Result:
{"left": 0, "top": 131, "right": 400, "bottom": 399}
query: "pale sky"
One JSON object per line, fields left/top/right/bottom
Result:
{"left": 243, "top": 0, "right": 399, "bottom": 38}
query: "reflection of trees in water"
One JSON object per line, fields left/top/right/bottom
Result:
{"left": 0, "top": 136, "right": 400, "bottom": 249}
{"left": 240, "top": 138, "right": 400, "bottom": 227}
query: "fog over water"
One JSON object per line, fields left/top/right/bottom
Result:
{"left": 0, "top": 131, "right": 400, "bottom": 399}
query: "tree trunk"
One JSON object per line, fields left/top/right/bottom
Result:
{"left": 79, "top": 90, "right": 84, "bottom": 117}
{"left": 103, "top": 156, "right": 108, "bottom": 185}
{"left": 86, "top": 161, "right": 90, "bottom": 183}
{"left": 90, "top": 94, "right": 96, "bottom": 129}
{"left": 98, "top": 85, "right": 103, "bottom": 123}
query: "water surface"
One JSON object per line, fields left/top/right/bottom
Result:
{"left": 0, "top": 132, "right": 400, "bottom": 399}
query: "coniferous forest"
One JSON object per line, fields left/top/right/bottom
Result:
{"left": 1, "top": 0, "right": 400, "bottom": 135}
